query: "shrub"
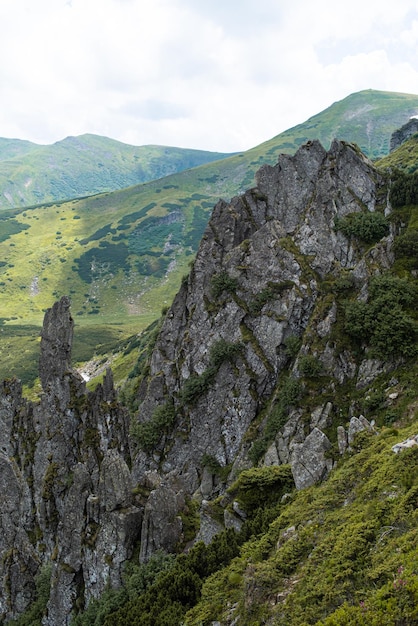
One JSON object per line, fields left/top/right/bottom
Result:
{"left": 298, "top": 355, "right": 322, "bottom": 378}
{"left": 131, "top": 401, "right": 176, "bottom": 451}
{"left": 344, "top": 274, "right": 417, "bottom": 358}
{"left": 390, "top": 169, "right": 418, "bottom": 207}
{"left": 393, "top": 230, "right": 418, "bottom": 265}
{"left": 228, "top": 465, "right": 294, "bottom": 511}
{"left": 334, "top": 211, "right": 389, "bottom": 243}
{"left": 210, "top": 271, "right": 239, "bottom": 298}
{"left": 284, "top": 335, "right": 302, "bottom": 359}
{"left": 181, "top": 340, "right": 243, "bottom": 405}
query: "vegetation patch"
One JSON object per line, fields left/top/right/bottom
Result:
{"left": 74, "top": 242, "right": 129, "bottom": 283}
{"left": 248, "top": 280, "right": 294, "bottom": 315}
{"left": 249, "top": 376, "right": 302, "bottom": 464}
{"left": 210, "top": 271, "right": 239, "bottom": 299}
{"left": 344, "top": 273, "right": 417, "bottom": 358}
{"left": 0, "top": 218, "right": 30, "bottom": 242}
{"left": 334, "top": 211, "right": 389, "bottom": 243}
{"left": 181, "top": 339, "right": 244, "bottom": 405}
{"left": 131, "top": 400, "right": 176, "bottom": 452}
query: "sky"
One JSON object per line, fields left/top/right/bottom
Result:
{"left": 1, "top": 0, "right": 418, "bottom": 153}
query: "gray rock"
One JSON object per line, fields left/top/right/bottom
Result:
{"left": 290, "top": 428, "right": 333, "bottom": 490}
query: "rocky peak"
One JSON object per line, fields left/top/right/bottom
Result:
{"left": 130, "top": 139, "right": 390, "bottom": 555}
{"left": 39, "top": 295, "right": 75, "bottom": 391}
{"left": 0, "top": 298, "right": 140, "bottom": 625}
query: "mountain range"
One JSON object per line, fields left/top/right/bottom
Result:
{"left": 1, "top": 89, "right": 418, "bottom": 388}
{"left": 0, "top": 134, "right": 233, "bottom": 210}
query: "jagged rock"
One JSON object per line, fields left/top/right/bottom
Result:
{"left": 310, "top": 403, "right": 333, "bottom": 431}
{"left": 0, "top": 298, "right": 139, "bottom": 625}
{"left": 39, "top": 296, "right": 76, "bottom": 391}
{"left": 1, "top": 135, "right": 398, "bottom": 622}
{"left": 139, "top": 484, "right": 185, "bottom": 563}
{"left": 133, "top": 139, "right": 386, "bottom": 515}
{"left": 337, "top": 426, "right": 348, "bottom": 455}
{"left": 196, "top": 507, "right": 224, "bottom": 545}
{"left": 390, "top": 117, "right": 418, "bottom": 151}
{"left": 290, "top": 428, "right": 333, "bottom": 490}
{"left": 347, "top": 415, "right": 375, "bottom": 446}
{"left": 276, "top": 410, "right": 305, "bottom": 464}
{"left": 263, "top": 442, "right": 280, "bottom": 466}
{"left": 99, "top": 450, "right": 133, "bottom": 513}
{"left": 0, "top": 453, "right": 37, "bottom": 620}
{"left": 356, "top": 359, "right": 386, "bottom": 389}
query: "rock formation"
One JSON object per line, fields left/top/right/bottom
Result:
{"left": 390, "top": 117, "right": 418, "bottom": 151}
{"left": 0, "top": 138, "right": 399, "bottom": 623}
{"left": 0, "top": 299, "right": 140, "bottom": 625}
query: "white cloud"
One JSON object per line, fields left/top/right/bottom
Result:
{"left": 0, "top": 0, "right": 418, "bottom": 151}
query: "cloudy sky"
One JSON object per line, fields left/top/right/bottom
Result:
{"left": 1, "top": 0, "right": 418, "bottom": 152}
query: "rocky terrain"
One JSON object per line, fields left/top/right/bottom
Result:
{"left": 0, "top": 137, "right": 417, "bottom": 624}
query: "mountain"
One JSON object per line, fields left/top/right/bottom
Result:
{"left": 0, "top": 137, "right": 38, "bottom": 161}
{"left": 1, "top": 133, "right": 417, "bottom": 625}
{"left": 2, "top": 89, "right": 418, "bottom": 389}
{"left": 0, "top": 133, "right": 233, "bottom": 209}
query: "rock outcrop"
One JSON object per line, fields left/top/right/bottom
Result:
{"left": 1, "top": 138, "right": 398, "bottom": 623}
{"left": 130, "top": 139, "right": 391, "bottom": 546}
{"left": 390, "top": 117, "right": 418, "bottom": 151}
{"left": 0, "top": 298, "right": 141, "bottom": 625}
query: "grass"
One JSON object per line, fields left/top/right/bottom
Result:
{"left": 184, "top": 410, "right": 418, "bottom": 625}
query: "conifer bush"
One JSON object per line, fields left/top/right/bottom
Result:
{"left": 334, "top": 211, "right": 389, "bottom": 243}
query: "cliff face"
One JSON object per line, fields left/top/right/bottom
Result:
{"left": 0, "top": 139, "right": 396, "bottom": 623}
{"left": 132, "top": 139, "right": 390, "bottom": 551}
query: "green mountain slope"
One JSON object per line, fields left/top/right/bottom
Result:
{"left": 2, "top": 89, "right": 418, "bottom": 387}
{"left": 377, "top": 132, "right": 418, "bottom": 172}
{"left": 0, "top": 137, "right": 38, "bottom": 161}
{"left": 0, "top": 133, "right": 232, "bottom": 209}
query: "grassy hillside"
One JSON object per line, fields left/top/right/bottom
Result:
{"left": 377, "top": 132, "right": 418, "bottom": 172}
{"left": 0, "top": 134, "right": 232, "bottom": 210}
{"left": 2, "top": 89, "right": 418, "bottom": 387}
{"left": 0, "top": 137, "right": 38, "bottom": 161}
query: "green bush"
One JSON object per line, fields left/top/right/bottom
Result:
{"left": 131, "top": 401, "right": 176, "bottom": 451}
{"left": 334, "top": 211, "right": 389, "bottom": 243}
{"left": 210, "top": 271, "right": 239, "bottom": 298}
{"left": 284, "top": 335, "right": 302, "bottom": 358}
{"left": 228, "top": 465, "right": 294, "bottom": 512}
{"left": 393, "top": 230, "right": 418, "bottom": 265}
{"left": 181, "top": 340, "right": 243, "bottom": 405}
{"left": 390, "top": 169, "right": 418, "bottom": 207}
{"left": 344, "top": 274, "right": 417, "bottom": 358}
{"left": 298, "top": 355, "right": 322, "bottom": 378}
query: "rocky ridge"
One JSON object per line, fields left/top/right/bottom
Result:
{"left": 0, "top": 138, "right": 404, "bottom": 624}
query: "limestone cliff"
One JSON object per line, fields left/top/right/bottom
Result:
{"left": 0, "top": 139, "right": 401, "bottom": 623}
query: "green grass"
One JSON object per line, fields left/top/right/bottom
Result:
{"left": 184, "top": 411, "right": 418, "bottom": 625}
